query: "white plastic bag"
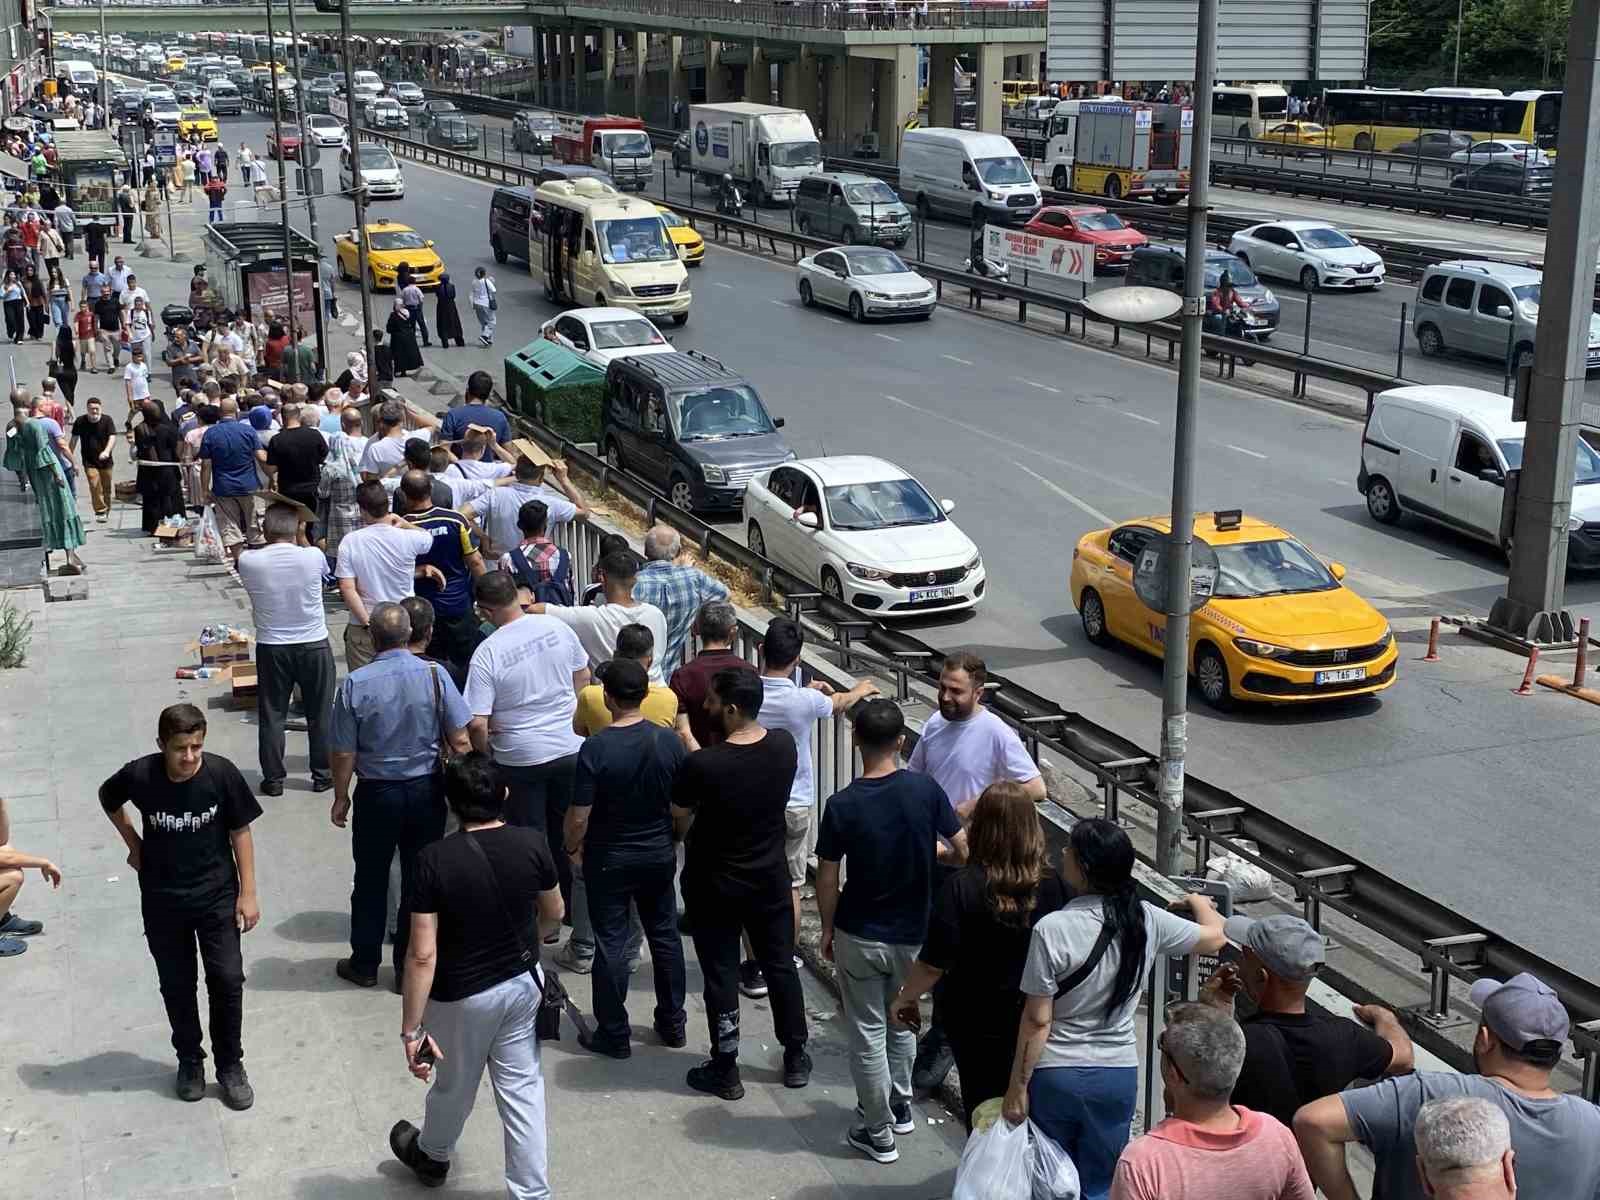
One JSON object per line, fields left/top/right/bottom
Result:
{"left": 1030, "top": 1122, "right": 1080, "bottom": 1200}
{"left": 194, "top": 504, "right": 224, "bottom": 565}
{"left": 953, "top": 1106, "right": 1032, "bottom": 1200}
{"left": 1206, "top": 840, "right": 1275, "bottom": 903}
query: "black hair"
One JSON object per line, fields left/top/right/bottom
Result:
{"left": 614, "top": 622, "right": 654, "bottom": 661}
{"left": 762, "top": 617, "right": 804, "bottom": 670}
{"left": 400, "top": 595, "right": 435, "bottom": 645}
{"left": 516, "top": 498, "right": 549, "bottom": 536}
{"left": 403, "top": 437, "right": 431, "bottom": 469}
{"left": 355, "top": 480, "right": 390, "bottom": 519}
{"left": 514, "top": 456, "right": 543, "bottom": 483}
{"left": 597, "top": 533, "right": 631, "bottom": 558}
{"left": 158, "top": 702, "right": 207, "bottom": 744}
{"left": 601, "top": 656, "right": 649, "bottom": 707}
{"left": 399, "top": 469, "right": 434, "bottom": 505}
{"left": 466, "top": 369, "right": 493, "bottom": 401}
{"left": 1069, "top": 817, "right": 1148, "bottom": 1019}
{"left": 852, "top": 699, "right": 904, "bottom": 751}
{"left": 598, "top": 550, "right": 637, "bottom": 585}
{"left": 475, "top": 569, "right": 519, "bottom": 608}
{"left": 1503, "top": 1038, "right": 1565, "bottom": 1069}
{"left": 443, "top": 751, "right": 503, "bottom": 824}
{"left": 711, "top": 667, "right": 763, "bottom": 721}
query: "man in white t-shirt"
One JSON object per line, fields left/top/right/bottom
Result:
{"left": 465, "top": 569, "right": 591, "bottom": 916}
{"left": 528, "top": 550, "right": 668, "bottom": 683}
{"left": 357, "top": 400, "right": 410, "bottom": 482}
{"left": 123, "top": 345, "right": 151, "bottom": 407}
{"left": 907, "top": 651, "right": 1046, "bottom": 1091}
{"left": 460, "top": 456, "right": 585, "bottom": 558}
{"left": 334, "top": 480, "right": 437, "bottom": 672}
{"left": 237, "top": 503, "right": 337, "bottom": 798}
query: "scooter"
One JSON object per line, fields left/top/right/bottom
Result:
{"left": 963, "top": 227, "right": 1010, "bottom": 282}
{"left": 715, "top": 181, "right": 745, "bottom": 217}
{"left": 1204, "top": 302, "right": 1257, "bottom": 365}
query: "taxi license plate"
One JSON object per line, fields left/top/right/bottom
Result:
{"left": 1315, "top": 667, "right": 1366, "bottom": 685}
{"left": 910, "top": 586, "right": 957, "bottom": 603}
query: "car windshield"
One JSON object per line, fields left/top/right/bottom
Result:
{"left": 1513, "top": 283, "right": 1541, "bottom": 307}
{"left": 527, "top": 114, "right": 557, "bottom": 131}
{"left": 1500, "top": 436, "right": 1600, "bottom": 484}
{"left": 596, "top": 217, "right": 674, "bottom": 265}
{"left": 844, "top": 180, "right": 896, "bottom": 203}
{"left": 845, "top": 250, "right": 910, "bottom": 275}
{"left": 374, "top": 100, "right": 400, "bottom": 111}
{"left": 824, "top": 478, "right": 944, "bottom": 531}
{"left": 1210, "top": 538, "right": 1339, "bottom": 599}
{"left": 433, "top": 102, "right": 457, "bottom": 114}
{"left": 367, "top": 230, "right": 426, "bottom": 251}
{"left": 771, "top": 140, "right": 822, "bottom": 167}
{"left": 589, "top": 318, "right": 665, "bottom": 350}
{"left": 358, "top": 147, "right": 396, "bottom": 169}
{"left": 976, "top": 155, "right": 1031, "bottom": 185}
{"left": 671, "top": 384, "right": 776, "bottom": 440}
{"left": 1204, "top": 260, "right": 1259, "bottom": 288}
{"left": 605, "top": 132, "right": 652, "bottom": 158}
{"left": 1298, "top": 227, "right": 1354, "bottom": 249}
{"left": 1075, "top": 211, "right": 1126, "bottom": 232}
{"left": 656, "top": 209, "right": 686, "bottom": 229}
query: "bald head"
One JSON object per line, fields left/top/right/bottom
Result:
{"left": 220, "top": 396, "right": 239, "bottom": 419}
{"left": 369, "top": 602, "right": 412, "bottom": 653}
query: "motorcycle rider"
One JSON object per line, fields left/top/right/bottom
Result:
{"left": 1206, "top": 270, "right": 1248, "bottom": 337}
{"left": 717, "top": 172, "right": 743, "bottom": 216}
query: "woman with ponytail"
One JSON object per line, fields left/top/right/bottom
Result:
{"left": 1002, "top": 818, "right": 1227, "bottom": 1200}
{"left": 889, "top": 782, "right": 1071, "bottom": 1131}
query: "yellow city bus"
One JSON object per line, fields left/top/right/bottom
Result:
{"left": 1322, "top": 87, "right": 1561, "bottom": 154}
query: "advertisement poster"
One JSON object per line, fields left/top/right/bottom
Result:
{"left": 984, "top": 225, "right": 1093, "bottom": 287}
{"left": 246, "top": 266, "right": 317, "bottom": 329}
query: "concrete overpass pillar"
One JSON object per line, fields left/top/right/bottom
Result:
{"left": 823, "top": 54, "right": 847, "bottom": 148}
{"left": 667, "top": 36, "right": 687, "bottom": 129}
{"left": 928, "top": 44, "right": 957, "bottom": 127}
{"left": 706, "top": 41, "right": 730, "bottom": 102}
{"left": 974, "top": 43, "right": 1003, "bottom": 133}
{"left": 780, "top": 49, "right": 820, "bottom": 126}
{"left": 550, "top": 31, "right": 565, "bottom": 110}
{"left": 601, "top": 27, "right": 617, "bottom": 114}
{"left": 844, "top": 55, "right": 875, "bottom": 152}
{"left": 632, "top": 33, "right": 648, "bottom": 119}
{"left": 876, "top": 45, "right": 917, "bottom": 162}
{"left": 749, "top": 43, "right": 767, "bottom": 104}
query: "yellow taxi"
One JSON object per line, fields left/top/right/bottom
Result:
{"left": 1259, "top": 120, "right": 1330, "bottom": 157}
{"left": 332, "top": 220, "right": 444, "bottom": 291}
{"left": 1069, "top": 510, "right": 1397, "bottom": 708}
{"left": 177, "top": 108, "right": 218, "bottom": 141}
{"left": 655, "top": 204, "right": 704, "bottom": 267}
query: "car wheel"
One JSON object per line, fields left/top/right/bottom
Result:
{"left": 336, "top": 255, "right": 350, "bottom": 282}
{"left": 1417, "top": 323, "right": 1445, "bottom": 357}
{"left": 1104, "top": 174, "right": 1122, "bottom": 199}
{"left": 1194, "top": 644, "right": 1234, "bottom": 710}
{"left": 798, "top": 279, "right": 814, "bottom": 307}
{"left": 367, "top": 269, "right": 379, "bottom": 292}
{"left": 747, "top": 521, "right": 766, "bottom": 560}
{"left": 1079, "top": 587, "right": 1112, "bottom": 647}
{"left": 1515, "top": 343, "right": 1534, "bottom": 369}
{"left": 820, "top": 567, "right": 843, "bottom": 604}
{"left": 1052, "top": 165, "right": 1068, "bottom": 190}
{"left": 491, "top": 236, "right": 508, "bottom": 265}
{"left": 1354, "top": 132, "right": 1373, "bottom": 152}
{"left": 668, "top": 476, "right": 694, "bottom": 510}
{"left": 841, "top": 225, "right": 856, "bottom": 245}
{"left": 604, "top": 439, "right": 624, "bottom": 472}
{"left": 1366, "top": 474, "right": 1401, "bottom": 524}
{"left": 848, "top": 293, "right": 864, "bottom": 322}
{"left": 796, "top": 213, "right": 810, "bottom": 235}
{"left": 1299, "top": 265, "right": 1319, "bottom": 293}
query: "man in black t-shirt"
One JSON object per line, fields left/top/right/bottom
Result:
{"left": 263, "top": 402, "right": 326, "bottom": 523}
{"left": 99, "top": 704, "right": 261, "bottom": 1111}
{"left": 70, "top": 396, "right": 116, "bottom": 520}
{"left": 563, "top": 658, "right": 688, "bottom": 1057}
{"left": 670, "top": 668, "right": 810, "bottom": 1100}
{"left": 391, "top": 753, "right": 563, "bottom": 1195}
{"left": 1203, "top": 913, "right": 1413, "bottom": 1126}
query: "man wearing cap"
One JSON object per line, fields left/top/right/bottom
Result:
{"left": 1295, "top": 972, "right": 1600, "bottom": 1200}
{"left": 1201, "top": 913, "right": 1413, "bottom": 1127}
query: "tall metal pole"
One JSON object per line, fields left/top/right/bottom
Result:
{"left": 96, "top": 0, "right": 109, "bottom": 116}
{"left": 285, "top": 0, "right": 324, "bottom": 379}
{"left": 266, "top": 0, "right": 298, "bottom": 383}
{"left": 340, "top": 0, "right": 377, "bottom": 381}
{"left": 1155, "top": 0, "right": 1218, "bottom": 875}
{"left": 1453, "top": 0, "right": 1464, "bottom": 86}
{"left": 1487, "top": 0, "right": 1600, "bottom": 644}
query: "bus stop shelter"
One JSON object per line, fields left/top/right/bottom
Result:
{"left": 203, "top": 221, "right": 328, "bottom": 381}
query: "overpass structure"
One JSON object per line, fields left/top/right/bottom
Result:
{"left": 44, "top": 0, "right": 1050, "bottom": 156}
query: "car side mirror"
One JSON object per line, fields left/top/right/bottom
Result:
{"left": 1495, "top": 305, "right": 1512, "bottom": 320}
{"left": 940, "top": 497, "right": 956, "bottom": 514}
{"left": 773, "top": 417, "right": 786, "bottom": 428}
{"left": 796, "top": 511, "right": 820, "bottom": 530}
{"left": 1284, "top": 241, "right": 1300, "bottom": 250}
{"left": 425, "top": 240, "right": 434, "bottom": 248}
{"left": 1479, "top": 467, "right": 1505, "bottom": 485}
{"left": 1328, "top": 561, "right": 1347, "bottom": 581}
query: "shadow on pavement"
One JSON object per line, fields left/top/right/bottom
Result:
{"left": 17, "top": 1051, "right": 172, "bottom": 1095}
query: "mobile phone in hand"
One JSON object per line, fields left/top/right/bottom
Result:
{"left": 414, "top": 1037, "right": 436, "bottom": 1067}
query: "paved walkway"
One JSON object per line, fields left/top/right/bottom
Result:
{"left": 0, "top": 226, "right": 972, "bottom": 1199}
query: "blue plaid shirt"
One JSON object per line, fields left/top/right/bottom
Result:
{"left": 632, "top": 560, "right": 730, "bottom": 678}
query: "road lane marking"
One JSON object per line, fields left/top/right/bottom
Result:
{"left": 1121, "top": 411, "right": 1160, "bottom": 425}
{"left": 1014, "top": 377, "right": 1061, "bottom": 394}
{"left": 1012, "top": 462, "right": 1115, "bottom": 525}
{"left": 713, "top": 281, "right": 734, "bottom": 289}
{"left": 875, "top": 332, "right": 902, "bottom": 342}
{"left": 1227, "top": 443, "right": 1269, "bottom": 459}
{"left": 769, "top": 298, "right": 791, "bottom": 307}
{"left": 942, "top": 353, "right": 974, "bottom": 365}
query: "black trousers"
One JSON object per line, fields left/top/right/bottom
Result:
{"left": 950, "top": 1019, "right": 1019, "bottom": 1131}
{"left": 587, "top": 853, "right": 685, "bottom": 1045}
{"left": 687, "top": 873, "right": 807, "bottom": 1057}
{"left": 143, "top": 895, "right": 245, "bottom": 1067}
{"left": 350, "top": 775, "right": 446, "bottom": 976}
{"left": 425, "top": 609, "right": 483, "bottom": 690}
{"left": 256, "top": 638, "right": 336, "bottom": 786}
{"left": 499, "top": 755, "right": 576, "bottom": 914}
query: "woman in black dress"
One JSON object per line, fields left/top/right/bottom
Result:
{"left": 51, "top": 322, "right": 78, "bottom": 407}
{"left": 386, "top": 298, "right": 423, "bottom": 378}
{"left": 434, "top": 272, "right": 465, "bottom": 348}
{"left": 24, "top": 268, "right": 47, "bottom": 341}
{"left": 132, "top": 398, "right": 184, "bottom": 534}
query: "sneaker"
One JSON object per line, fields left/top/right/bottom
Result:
{"left": 686, "top": 1057, "right": 744, "bottom": 1101}
{"left": 260, "top": 779, "right": 283, "bottom": 797}
{"left": 175, "top": 1058, "right": 206, "bottom": 1102}
{"left": 738, "top": 960, "right": 767, "bottom": 999}
{"left": 654, "top": 1020, "right": 687, "bottom": 1049}
{"left": 577, "top": 1026, "right": 631, "bottom": 1060}
{"left": 336, "top": 957, "right": 378, "bottom": 988}
{"left": 857, "top": 1102, "right": 916, "bottom": 1136}
{"left": 310, "top": 775, "right": 334, "bottom": 793}
{"left": 846, "top": 1123, "right": 899, "bottom": 1164}
{"left": 553, "top": 940, "right": 594, "bottom": 974}
{"left": 912, "top": 1034, "right": 955, "bottom": 1093}
{"left": 217, "top": 1063, "right": 254, "bottom": 1111}
{"left": 390, "top": 1119, "right": 449, "bottom": 1188}
{"left": 0, "top": 935, "right": 25, "bottom": 957}
{"left": 0, "top": 912, "right": 43, "bottom": 937}
{"left": 782, "top": 1047, "right": 812, "bottom": 1089}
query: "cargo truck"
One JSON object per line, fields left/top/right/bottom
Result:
{"left": 553, "top": 115, "right": 654, "bottom": 190}
{"left": 688, "top": 102, "right": 823, "bottom": 205}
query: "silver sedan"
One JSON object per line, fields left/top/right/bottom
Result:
{"left": 795, "top": 246, "right": 936, "bottom": 322}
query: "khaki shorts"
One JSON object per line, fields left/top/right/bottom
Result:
{"left": 211, "top": 493, "right": 260, "bottom": 548}
{"left": 784, "top": 805, "right": 812, "bottom": 888}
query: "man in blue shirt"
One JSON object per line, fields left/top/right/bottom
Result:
{"left": 397, "top": 469, "right": 486, "bottom": 685}
{"left": 198, "top": 396, "right": 266, "bottom": 564}
{"left": 329, "top": 602, "right": 472, "bottom": 992}
{"left": 437, "top": 370, "right": 510, "bottom": 462}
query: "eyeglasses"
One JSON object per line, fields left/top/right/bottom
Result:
{"left": 1157, "top": 1032, "right": 1188, "bottom": 1085}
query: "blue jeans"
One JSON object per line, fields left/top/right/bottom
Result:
{"left": 350, "top": 774, "right": 446, "bottom": 976}
{"left": 49, "top": 296, "right": 69, "bottom": 326}
{"left": 1028, "top": 1065, "right": 1138, "bottom": 1200}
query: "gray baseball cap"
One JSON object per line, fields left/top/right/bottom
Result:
{"left": 1224, "top": 914, "right": 1325, "bottom": 981}
{"left": 1468, "top": 972, "right": 1569, "bottom": 1049}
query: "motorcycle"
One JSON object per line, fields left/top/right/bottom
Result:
{"left": 715, "top": 182, "right": 745, "bottom": 217}
{"left": 1204, "top": 301, "right": 1257, "bottom": 365}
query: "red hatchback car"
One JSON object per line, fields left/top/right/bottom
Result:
{"left": 1022, "top": 205, "right": 1149, "bottom": 273}
{"left": 266, "top": 128, "right": 301, "bottom": 161}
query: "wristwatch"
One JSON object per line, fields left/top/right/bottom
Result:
{"left": 401, "top": 1026, "right": 426, "bottom": 1044}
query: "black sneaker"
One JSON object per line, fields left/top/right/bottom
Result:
{"left": 260, "top": 779, "right": 283, "bottom": 797}
{"left": 783, "top": 1047, "right": 812, "bottom": 1089}
{"left": 175, "top": 1058, "right": 206, "bottom": 1102}
{"left": 578, "top": 1026, "right": 632, "bottom": 1060}
{"left": 217, "top": 1063, "right": 254, "bottom": 1111}
{"left": 310, "top": 775, "right": 334, "bottom": 793}
{"left": 686, "top": 1057, "right": 744, "bottom": 1101}
{"left": 738, "top": 960, "right": 767, "bottom": 999}
{"left": 912, "top": 1034, "right": 955, "bottom": 1093}
{"left": 654, "top": 1020, "right": 687, "bottom": 1048}
{"left": 857, "top": 1102, "right": 916, "bottom": 1135}
{"left": 336, "top": 957, "right": 378, "bottom": 988}
{"left": 0, "top": 912, "right": 43, "bottom": 936}
{"left": 390, "top": 1119, "right": 449, "bottom": 1189}
{"left": 846, "top": 1123, "right": 899, "bottom": 1164}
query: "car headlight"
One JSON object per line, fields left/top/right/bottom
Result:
{"left": 610, "top": 281, "right": 632, "bottom": 297}
{"left": 867, "top": 290, "right": 892, "bottom": 300}
{"left": 966, "top": 553, "right": 982, "bottom": 571}
{"left": 701, "top": 464, "right": 726, "bottom": 484}
{"left": 987, "top": 190, "right": 1002, "bottom": 201}
{"left": 847, "top": 561, "right": 889, "bottom": 581}
{"left": 1261, "top": 288, "right": 1276, "bottom": 304}
{"left": 1233, "top": 637, "right": 1293, "bottom": 659}
{"left": 1569, "top": 517, "right": 1585, "bottom": 533}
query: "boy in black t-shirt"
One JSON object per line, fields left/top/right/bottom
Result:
{"left": 100, "top": 703, "right": 262, "bottom": 1110}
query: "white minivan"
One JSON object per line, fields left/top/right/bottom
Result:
{"left": 899, "top": 127, "right": 1041, "bottom": 225}
{"left": 1359, "top": 384, "right": 1600, "bottom": 564}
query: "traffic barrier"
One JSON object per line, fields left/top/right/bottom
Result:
{"left": 1421, "top": 616, "right": 1441, "bottom": 662}
{"left": 1514, "top": 647, "right": 1540, "bottom": 695}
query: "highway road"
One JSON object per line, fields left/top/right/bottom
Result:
{"left": 218, "top": 108, "right": 1600, "bottom": 984}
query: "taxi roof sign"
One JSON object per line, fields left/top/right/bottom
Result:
{"left": 1213, "top": 509, "right": 1243, "bottom": 531}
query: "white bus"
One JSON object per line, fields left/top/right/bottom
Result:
{"left": 1212, "top": 83, "right": 1289, "bottom": 139}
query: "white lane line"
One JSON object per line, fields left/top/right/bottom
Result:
{"left": 1227, "top": 443, "right": 1269, "bottom": 459}
{"left": 942, "top": 353, "right": 974, "bottom": 365}
{"left": 769, "top": 298, "right": 791, "bottom": 307}
{"left": 713, "top": 281, "right": 735, "bottom": 289}
{"left": 1014, "top": 377, "right": 1061, "bottom": 394}
{"left": 875, "top": 332, "right": 902, "bottom": 342}
{"left": 1012, "top": 462, "right": 1115, "bottom": 526}
{"left": 1327, "top": 477, "right": 1346, "bottom": 486}
{"left": 1121, "top": 411, "right": 1160, "bottom": 426}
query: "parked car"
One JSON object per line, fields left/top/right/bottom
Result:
{"left": 539, "top": 306, "right": 674, "bottom": 370}
{"left": 1449, "top": 139, "right": 1549, "bottom": 168}
{"left": 1227, "top": 220, "right": 1385, "bottom": 292}
{"left": 1022, "top": 204, "right": 1148, "bottom": 272}
{"left": 1449, "top": 161, "right": 1553, "bottom": 198}
{"left": 1390, "top": 132, "right": 1472, "bottom": 159}
{"left": 427, "top": 115, "right": 477, "bottom": 150}
{"left": 795, "top": 246, "right": 935, "bottom": 321}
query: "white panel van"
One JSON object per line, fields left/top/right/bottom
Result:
{"left": 898, "top": 128, "right": 1041, "bottom": 225}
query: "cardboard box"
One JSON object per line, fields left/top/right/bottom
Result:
{"left": 230, "top": 661, "right": 258, "bottom": 708}
{"left": 505, "top": 437, "right": 556, "bottom": 469}
{"left": 155, "top": 524, "right": 194, "bottom": 548}
{"left": 200, "top": 638, "right": 253, "bottom": 666}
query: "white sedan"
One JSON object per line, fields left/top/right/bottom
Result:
{"left": 742, "top": 455, "right": 985, "bottom": 617}
{"left": 1227, "top": 220, "right": 1385, "bottom": 292}
{"left": 1449, "top": 139, "right": 1549, "bottom": 167}
{"left": 538, "top": 307, "right": 676, "bottom": 370}
{"left": 796, "top": 246, "right": 936, "bottom": 321}
{"left": 304, "top": 113, "right": 346, "bottom": 147}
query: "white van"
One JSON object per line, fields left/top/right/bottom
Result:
{"left": 206, "top": 78, "right": 243, "bottom": 116}
{"left": 530, "top": 178, "right": 691, "bottom": 325}
{"left": 340, "top": 141, "right": 405, "bottom": 199}
{"left": 899, "top": 127, "right": 1041, "bottom": 225}
{"left": 58, "top": 60, "right": 99, "bottom": 91}
{"left": 351, "top": 70, "right": 384, "bottom": 104}
{"left": 1359, "top": 384, "right": 1600, "bottom": 563}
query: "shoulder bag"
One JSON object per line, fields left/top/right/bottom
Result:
{"left": 1054, "top": 915, "right": 1117, "bottom": 1000}
{"left": 428, "top": 663, "right": 452, "bottom": 783}
{"left": 460, "top": 830, "right": 568, "bottom": 1041}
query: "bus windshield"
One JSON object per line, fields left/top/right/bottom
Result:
{"left": 595, "top": 217, "right": 675, "bottom": 264}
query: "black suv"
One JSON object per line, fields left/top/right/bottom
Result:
{"left": 489, "top": 185, "right": 531, "bottom": 264}
{"left": 601, "top": 350, "right": 795, "bottom": 511}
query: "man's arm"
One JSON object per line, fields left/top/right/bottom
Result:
{"left": 940, "top": 827, "right": 970, "bottom": 865}
{"left": 330, "top": 750, "right": 356, "bottom": 827}
{"left": 1354, "top": 1004, "right": 1416, "bottom": 1076}
{"left": 464, "top": 549, "right": 486, "bottom": 578}
{"left": 401, "top": 912, "right": 441, "bottom": 1080}
{"left": 823, "top": 677, "right": 877, "bottom": 714}
{"left": 103, "top": 802, "right": 143, "bottom": 871}
{"left": 444, "top": 725, "right": 471, "bottom": 756}
{"left": 230, "top": 826, "right": 259, "bottom": 933}
{"left": 536, "top": 885, "right": 565, "bottom": 942}
{"left": 815, "top": 858, "right": 841, "bottom": 961}
{"left": 673, "top": 712, "right": 701, "bottom": 754}
{"left": 546, "top": 461, "right": 588, "bottom": 519}
{"left": 669, "top": 802, "right": 695, "bottom": 843}
{"left": 467, "top": 715, "right": 490, "bottom": 755}
{"left": 337, "top": 577, "right": 369, "bottom": 627}
{"left": 562, "top": 804, "right": 590, "bottom": 864}
{"left": 572, "top": 667, "right": 591, "bottom": 695}
{"left": 200, "top": 458, "right": 212, "bottom": 504}
{"left": 1293, "top": 1096, "right": 1364, "bottom": 1200}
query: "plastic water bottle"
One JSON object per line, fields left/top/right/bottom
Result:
{"left": 175, "top": 667, "right": 221, "bottom": 680}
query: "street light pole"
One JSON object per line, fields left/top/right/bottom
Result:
{"left": 1155, "top": 0, "right": 1219, "bottom": 875}
{"left": 285, "top": 0, "right": 324, "bottom": 380}
{"left": 266, "top": 0, "right": 299, "bottom": 384}
{"left": 338, "top": 0, "right": 377, "bottom": 381}
{"left": 1453, "top": 0, "right": 1464, "bottom": 86}
{"left": 96, "top": 0, "right": 109, "bottom": 116}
